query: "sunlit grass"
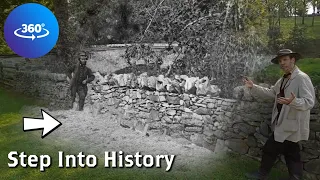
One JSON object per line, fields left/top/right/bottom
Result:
{"left": 255, "top": 58, "right": 320, "bottom": 85}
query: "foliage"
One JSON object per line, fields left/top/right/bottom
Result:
{"left": 123, "top": 44, "right": 163, "bottom": 76}
{"left": 254, "top": 58, "right": 320, "bottom": 86}
{"left": 294, "top": 0, "right": 308, "bottom": 17}
{"left": 1, "top": 0, "right": 319, "bottom": 90}
{"left": 122, "top": 0, "right": 271, "bottom": 97}
{"left": 267, "top": 26, "right": 284, "bottom": 52}
{"left": 285, "top": 25, "right": 308, "bottom": 51}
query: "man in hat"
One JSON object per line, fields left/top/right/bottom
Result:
{"left": 243, "top": 49, "right": 315, "bottom": 180}
{"left": 67, "top": 51, "right": 95, "bottom": 111}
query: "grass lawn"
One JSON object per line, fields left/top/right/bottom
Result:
{"left": 255, "top": 58, "right": 320, "bottom": 86}
{"left": 279, "top": 16, "right": 320, "bottom": 40}
{"left": 0, "top": 88, "right": 287, "bottom": 179}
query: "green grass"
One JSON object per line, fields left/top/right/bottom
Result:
{"left": 255, "top": 58, "right": 320, "bottom": 86}
{"left": 0, "top": 88, "right": 287, "bottom": 179}
{"left": 0, "top": 89, "right": 34, "bottom": 114}
{"left": 252, "top": 16, "right": 320, "bottom": 41}
{"left": 279, "top": 16, "right": 320, "bottom": 40}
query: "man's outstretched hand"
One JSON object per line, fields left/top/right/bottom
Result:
{"left": 277, "top": 92, "right": 296, "bottom": 105}
{"left": 242, "top": 77, "right": 253, "bottom": 89}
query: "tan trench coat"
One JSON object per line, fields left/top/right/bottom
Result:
{"left": 250, "top": 66, "right": 316, "bottom": 143}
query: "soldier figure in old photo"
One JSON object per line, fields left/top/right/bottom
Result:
{"left": 67, "top": 51, "right": 95, "bottom": 111}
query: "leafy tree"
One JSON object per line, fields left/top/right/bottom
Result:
{"left": 293, "top": 0, "right": 308, "bottom": 24}
{"left": 301, "top": 0, "right": 307, "bottom": 24}
{"left": 123, "top": 0, "right": 268, "bottom": 97}
{"left": 286, "top": 25, "right": 308, "bottom": 51}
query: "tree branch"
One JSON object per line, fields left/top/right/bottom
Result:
{"left": 178, "top": 13, "right": 221, "bottom": 35}
{"left": 140, "top": 0, "right": 166, "bottom": 42}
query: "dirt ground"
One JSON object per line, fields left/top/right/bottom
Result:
{"left": 20, "top": 105, "right": 227, "bottom": 171}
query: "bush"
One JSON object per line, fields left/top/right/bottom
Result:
{"left": 285, "top": 25, "right": 308, "bottom": 52}
{"left": 267, "top": 26, "right": 284, "bottom": 51}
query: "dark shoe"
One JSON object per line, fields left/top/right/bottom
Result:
{"left": 245, "top": 171, "right": 268, "bottom": 180}
{"left": 286, "top": 161, "right": 303, "bottom": 180}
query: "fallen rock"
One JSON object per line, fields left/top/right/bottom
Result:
{"left": 195, "top": 107, "right": 211, "bottom": 115}
{"left": 304, "top": 159, "right": 320, "bottom": 175}
{"left": 167, "top": 109, "right": 177, "bottom": 116}
{"left": 233, "top": 123, "right": 256, "bottom": 135}
{"left": 166, "top": 96, "right": 180, "bottom": 105}
{"left": 184, "top": 77, "right": 199, "bottom": 94}
{"left": 149, "top": 110, "right": 160, "bottom": 121}
{"left": 155, "top": 75, "right": 167, "bottom": 91}
{"left": 92, "top": 71, "right": 104, "bottom": 85}
{"left": 113, "top": 74, "right": 126, "bottom": 86}
{"left": 148, "top": 76, "right": 157, "bottom": 90}
{"left": 137, "top": 73, "right": 148, "bottom": 88}
{"left": 301, "top": 151, "right": 318, "bottom": 162}
{"left": 225, "top": 139, "right": 249, "bottom": 155}
{"left": 195, "top": 77, "right": 221, "bottom": 96}
{"left": 246, "top": 136, "right": 257, "bottom": 147}
{"left": 248, "top": 147, "right": 260, "bottom": 157}
{"left": 185, "top": 127, "right": 203, "bottom": 132}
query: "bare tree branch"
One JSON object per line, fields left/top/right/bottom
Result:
{"left": 179, "top": 15, "right": 212, "bottom": 35}
{"left": 140, "top": 0, "right": 166, "bottom": 41}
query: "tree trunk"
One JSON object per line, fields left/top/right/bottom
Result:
{"left": 278, "top": 6, "right": 281, "bottom": 27}
{"left": 53, "top": 0, "right": 78, "bottom": 73}
{"left": 294, "top": 3, "right": 297, "bottom": 26}
{"left": 302, "top": 0, "right": 306, "bottom": 25}
{"left": 267, "top": 7, "right": 272, "bottom": 30}
{"left": 312, "top": 4, "right": 316, "bottom": 26}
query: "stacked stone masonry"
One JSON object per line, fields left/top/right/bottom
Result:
{"left": 0, "top": 56, "right": 70, "bottom": 109}
{"left": 1, "top": 54, "right": 319, "bottom": 179}
{"left": 89, "top": 73, "right": 320, "bottom": 180}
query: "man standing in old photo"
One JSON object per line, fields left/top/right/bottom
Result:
{"left": 243, "top": 49, "right": 316, "bottom": 180}
{"left": 67, "top": 51, "right": 95, "bottom": 111}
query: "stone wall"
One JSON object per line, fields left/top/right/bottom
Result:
{"left": 1, "top": 51, "right": 319, "bottom": 179}
{"left": 0, "top": 55, "right": 70, "bottom": 109}
{"left": 89, "top": 74, "right": 320, "bottom": 180}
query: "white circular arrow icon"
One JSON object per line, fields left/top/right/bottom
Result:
{"left": 37, "top": 28, "right": 49, "bottom": 39}
{"left": 14, "top": 28, "right": 50, "bottom": 41}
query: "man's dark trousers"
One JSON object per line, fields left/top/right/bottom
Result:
{"left": 259, "top": 133, "right": 303, "bottom": 179}
{"left": 71, "top": 84, "right": 88, "bottom": 111}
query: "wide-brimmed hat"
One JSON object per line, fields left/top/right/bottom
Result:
{"left": 271, "top": 49, "right": 301, "bottom": 64}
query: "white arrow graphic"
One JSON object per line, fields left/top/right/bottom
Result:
{"left": 23, "top": 109, "right": 62, "bottom": 138}
{"left": 14, "top": 28, "right": 35, "bottom": 41}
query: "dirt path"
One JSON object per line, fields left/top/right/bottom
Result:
{"left": 20, "top": 105, "right": 227, "bottom": 171}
